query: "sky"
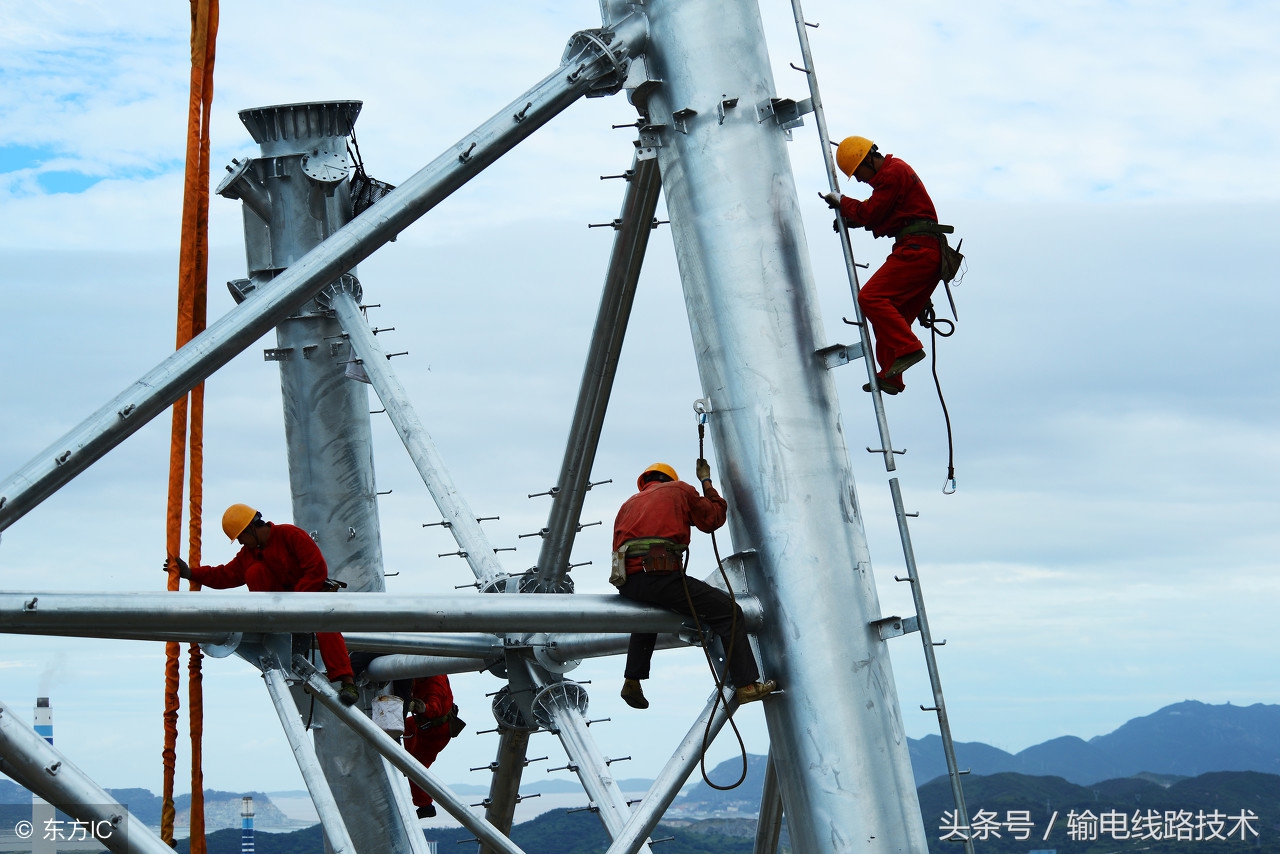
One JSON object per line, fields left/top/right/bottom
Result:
{"left": 1, "top": 0, "right": 1278, "bottom": 811}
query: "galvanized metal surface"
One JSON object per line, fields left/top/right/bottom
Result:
{"left": 0, "top": 18, "right": 646, "bottom": 534}
{"left": 478, "top": 728, "right": 532, "bottom": 854}
{"left": 364, "top": 653, "right": 491, "bottom": 681}
{"left": 0, "top": 701, "right": 173, "bottom": 854}
{"left": 516, "top": 661, "right": 649, "bottom": 851}
{"left": 333, "top": 292, "right": 505, "bottom": 588}
{"left": 294, "top": 659, "right": 528, "bottom": 854}
{"left": 532, "top": 151, "right": 663, "bottom": 591}
{"left": 639, "top": 0, "right": 928, "bottom": 850}
{"left": 343, "top": 632, "right": 505, "bottom": 657}
{"left": 753, "top": 750, "right": 784, "bottom": 854}
{"left": 0, "top": 591, "right": 762, "bottom": 634}
{"left": 260, "top": 665, "right": 356, "bottom": 854}
{"left": 235, "top": 100, "right": 408, "bottom": 853}
{"left": 785, "top": 0, "right": 899, "bottom": 471}
{"left": 601, "top": 688, "right": 735, "bottom": 854}
{"left": 890, "top": 476, "right": 972, "bottom": 849}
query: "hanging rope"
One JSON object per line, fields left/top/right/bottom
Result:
{"left": 162, "top": 1, "right": 217, "bottom": 849}
{"left": 682, "top": 416, "right": 750, "bottom": 791}
{"left": 918, "top": 301, "right": 957, "bottom": 494}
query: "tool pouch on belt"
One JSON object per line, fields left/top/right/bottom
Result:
{"left": 448, "top": 704, "right": 466, "bottom": 738}
{"left": 611, "top": 538, "right": 686, "bottom": 587}
{"left": 899, "top": 220, "right": 964, "bottom": 284}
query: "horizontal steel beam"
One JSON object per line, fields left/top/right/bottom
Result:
{"left": 364, "top": 654, "right": 491, "bottom": 681}
{"left": 343, "top": 632, "right": 504, "bottom": 657}
{"left": 0, "top": 591, "right": 764, "bottom": 635}
{"left": 0, "top": 15, "right": 647, "bottom": 534}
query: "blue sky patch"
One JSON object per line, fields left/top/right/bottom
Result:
{"left": 0, "top": 144, "right": 58, "bottom": 173}
{"left": 36, "top": 171, "right": 103, "bottom": 194}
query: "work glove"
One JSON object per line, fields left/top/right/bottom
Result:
{"left": 163, "top": 556, "right": 191, "bottom": 581}
{"left": 695, "top": 458, "right": 712, "bottom": 482}
{"left": 407, "top": 699, "right": 427, "bottom": 715}
{"left": 819, "top": 191, "right": 842, "bottom": 209}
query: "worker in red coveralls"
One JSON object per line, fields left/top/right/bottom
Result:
{"left": 821, "top": 136, "right": 949, "bottom": 395}
{"left": 611, "top": 460, "right": 775, "bottom": 711}
{"left": 402, "top": 675, "right": 463, "bottom": 819}
{"left": 164, "top": 503, "right": 360, "bottom": 706}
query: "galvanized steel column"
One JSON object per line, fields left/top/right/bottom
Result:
{"left": 639, "top": 2, "right": 928, "bottom": 851}
{"left": 228, "top": 100, "right": 410, "bottom": 854}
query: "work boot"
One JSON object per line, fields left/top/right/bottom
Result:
{"left": 338, "top": 682, "right": 360, "bottom": 707}
{"left": 416, "top": 804, "right": 436, "bottom": 819}
{"left": 620, "top": 678, "right": 649, "bottom": 710}
{"left": 735, "top": 680, "right": 777, "bottom": 705}
{"left": 863, "top": 380, "right": 902, "bottom": 395}
{"left": 885, "top": 349, "right": 926, "bottom": 378}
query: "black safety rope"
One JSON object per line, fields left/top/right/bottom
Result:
{"left": 679, "top": 418, "right": 750, "bottom": 791}
{"left": 304, "top": 633, "right": 317, "bottom": 730}
{"left": 918, "top": 302, "right": 958, "bottom": 494}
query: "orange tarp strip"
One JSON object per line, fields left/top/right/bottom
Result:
{"left": 163, "top": 1, "right": 217, "bottom": 850}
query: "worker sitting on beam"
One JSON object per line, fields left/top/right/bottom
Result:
{"left": 164, "top": 503, "right": 361, "bottom": 706}
{"left": 611, "top": 461, "right": 775, "bottom": 710}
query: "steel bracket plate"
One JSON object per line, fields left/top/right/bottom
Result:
{"left": 815, "top": 341, "right": 865, "bottom": 369}
{"left": 263, "top": 347, "right": 293, "bottom": 362}
{"left": 872, "top": 614, "right": 920, "bottom": 640}
{"left": 756, "top": 97, "right": 814, "bottom": 130}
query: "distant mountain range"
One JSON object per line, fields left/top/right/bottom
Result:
{"left": 911, "top": 701, "right": 1280, "bottom": 785}
{"left": 6, "top": 700, "right": 1280, "bottom": 835}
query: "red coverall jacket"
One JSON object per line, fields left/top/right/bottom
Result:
{"left": 404, "top": 675, "right": 455, "bottom": 808}
{"left": 188, "top": 522, "right": 353, "bottom": 680}
{"left": 612, "top": 480, "right": 727, "bottom": 575}
{"left": 839, "top": 154, "right": 943, "bottom": 388}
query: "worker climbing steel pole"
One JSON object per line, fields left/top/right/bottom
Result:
{"left": 820, "top": 137, "right": 961, "bottom": 396}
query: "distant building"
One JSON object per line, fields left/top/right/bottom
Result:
{"left": 241, "top": 797, "right": 254, "bottom": 854}
{"left": 32, "top": 698, "right": 54, "bottom": 854}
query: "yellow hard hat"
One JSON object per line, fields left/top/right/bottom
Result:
{"left": 637, "top": 463, "right": 678, "bottom": 490}
{"left": 222, "top": 504, "right": 260, "bottom": 541}
{"left": 835, "top": 136, "right": 875, "bottom": 178}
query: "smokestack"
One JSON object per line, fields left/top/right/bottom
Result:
{"left": 32, "top": 698, "right": 54, "bottom": 854}
{"left": 240, "top": 796, "right": 254, "bottom": 854}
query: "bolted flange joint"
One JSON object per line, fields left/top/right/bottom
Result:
{"left": 314, "top": 274, "right": 363, "bottom": 315}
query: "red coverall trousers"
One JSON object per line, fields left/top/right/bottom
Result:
{"left": 858, "top": 236, "right": 942, "bottom": 390}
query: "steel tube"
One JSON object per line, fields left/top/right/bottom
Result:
{"left": 479, "top": 728, "right": 532, "bottom": 854}
{"left": 0, "top": 592, "right": 763, "bottom": 634}
{"left": 343, "top": 632, "right": 504, "bottom": 657}
{"left": 787, "top": 0, "right": 898, "bottom": 472}
{"left": 0, "top": 702, "right": 173, "bottom": 854}
{"left": 0, "top": 16, "right": 647, "bottom": 533}
{"left": 753, "top": 750, "right": 784, "bottom": 854}
{"left": 890, "top": 477, "right": 972, "bottom": 848}
{"left": 333, "top": 292, "right": 504, "bottom": 587}
{"left": 641, "top": 1, "right": 927, "bottom": 850}
{"left": 602, "top": 688, "right": 735, "bottom": 854}
{"left": 364, "top": 654, "right": 491, "bottom": 681}
{"left": 541, "top": 632, "right": 688, "bottom": 664}
{"left": 293, "top": 658, "right": 527, "bottom": 854}
{"left": 521, "top": 666, "right": 645, "bottom": 849}
{"left": 260, "top": 666, "right": 357, "bottom": 854}
{"left": 533, "top": 152, "right": 663, "bottom": 590}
